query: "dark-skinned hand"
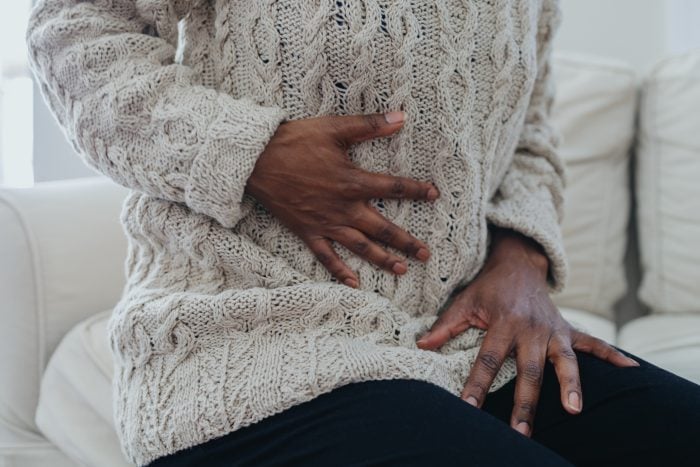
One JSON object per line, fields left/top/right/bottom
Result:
{"left": 415, "top": 226, "right": 639, "bottom": 437}
{"left": 244, "top": 111, "right": 439, "bottom": 288}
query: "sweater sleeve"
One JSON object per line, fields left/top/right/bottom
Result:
{"left": 484, "top": 0, "right": 568, "bottom": 294}
{"left": 25, "top": 0, "right": 289, "bottom": 229}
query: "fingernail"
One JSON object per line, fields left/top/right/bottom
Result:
{"left": 465, "top": 396, "right": 478, "bottom": 407}
{"left": 416, "top": 334, "right": 430, "bottom": 346}
{"left": 427, "top": 186, "right": 439, "bottom": 200}
{"left": 568, "top": 391, "right": 581, "bottom": 412}
{"left": 416, "top": 248, "right": 430, "bottom": 261}
{"left": 392, "top": 261, "right": 407, "bottom": 274}
{"left": 343, "top": 278, "right": 358, "bottom": 288}
{"left": 384, "top": 110, "right": 405, "bottom": 124}
{"left": 515, "top": 422, "right": 530, "bottom": 436}
{"left": 630, "top": 358, "right": 640, "bottom": 367}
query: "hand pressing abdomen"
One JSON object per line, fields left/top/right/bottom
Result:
{"left": 244, "top": 111, "right": 439, "bottom": 288}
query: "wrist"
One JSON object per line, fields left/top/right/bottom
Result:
{"left": 487, "top": 226, "right": 549, "bottom": 281}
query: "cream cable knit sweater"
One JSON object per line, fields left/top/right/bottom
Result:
{"left": 27, "top": 0, "right": 568, "bottom": 464}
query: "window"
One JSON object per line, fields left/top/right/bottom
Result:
{"left": 0, "top": 0, "right": 33, "bottom": 187}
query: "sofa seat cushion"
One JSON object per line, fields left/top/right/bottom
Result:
{"left": 0, "top": 421, "right": 75, "bottom": 467}
{"left": 618, "top": 315, "right": 700, "bottom": 385}
{"left": 558, "top": 307, "right": 616, "bottom": 345}
{"left": 34, "top": 310, "right": 130, "bottom": 467}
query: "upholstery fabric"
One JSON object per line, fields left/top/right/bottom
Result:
{"left": 637, "top": 52, "right": 700, "bottom": 314}
{"left": 550, "top": 54, "right": 638, "bottom": 319}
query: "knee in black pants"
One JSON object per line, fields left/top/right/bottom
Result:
{"left": 482, "top": 347, "right": 700, "bottom": 467}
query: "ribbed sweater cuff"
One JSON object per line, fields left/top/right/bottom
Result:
{"left": 184, "top": 95, "right": 289, "bottom": 229}
{"left": 485, "top": 191, "right": 569, "bottom": 294}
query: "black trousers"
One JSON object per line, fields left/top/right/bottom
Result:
{"left": 148, "top": 347, "right": 700, "bottom": 466}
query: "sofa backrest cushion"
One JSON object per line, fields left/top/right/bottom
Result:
{"left": 550, "top": 53, "right": 638, "bottom": 319}
{"left": 0, "top": 177, "right": 128, "bottom": 434}
{"left": 637, "top": 51, "right": 700, "bottom": 313}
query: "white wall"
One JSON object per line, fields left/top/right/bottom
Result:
{"left": 556, "top": 0, "right": 700, "bottom": 74}
{"left": 666, "top": 0, "right": 700, "bottom": 56}
{"left": 32, "top": 82, "right": 94, "bottom": 182}
{"left": 0, "top": 0, "right": 34, "bottom": 186}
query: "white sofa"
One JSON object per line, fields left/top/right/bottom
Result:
{"left": 2, "top": 51, "right": 700, "bottom": 466}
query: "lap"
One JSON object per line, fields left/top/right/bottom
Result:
{"left": 481, "top": 347, "right": 700, "bottom": 467}
{"left": 148, "top": 348, "right": 700, "bottom": 467}
{"left": 149, "top": 378, "right": 571, "bottom": 467}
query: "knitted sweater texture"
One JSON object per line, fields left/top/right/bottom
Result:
{"left": 27, "top": 0, "right": 568, "bottom": 464}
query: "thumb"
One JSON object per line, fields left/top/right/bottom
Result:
{"left": 416, "top": 303, "right": 472, "bottom": 351}
{"left": 330, "top": 111, "right": 406, "bottom": 146}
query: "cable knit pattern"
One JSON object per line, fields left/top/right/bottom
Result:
{"left": 26, "top": 0, "right": 567, "bottom": 465}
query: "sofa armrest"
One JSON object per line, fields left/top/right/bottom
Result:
{"left": 0, "top": 176, "right": 128, "bottom": 435}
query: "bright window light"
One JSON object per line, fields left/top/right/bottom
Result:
{"left": 0, "top": 0, "right": 33, "bottom": 188}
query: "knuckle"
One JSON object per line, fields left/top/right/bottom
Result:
{"left": 515, "top": 400, "right": 537, "bottom": 417}
{"left": 313, "top": 250, "right": 332, "bottom": 266}
{"left": 346, "top": 206, "right": 366, "bottom": 225}
{"left": 477, "top": 350, "right": 502, "bottom": 374}
{"left": 333, "top": 229, "right": 362, "bottom": 249}
{"left": 404, "top": 239, "right": 420, "bottom": 255}
{"left": 338, "top": 177, "right": 364, "bottom": 198}
{"left": 521, "top": 360, "right": 543, "bottom": 384}
{"left": 588, "top": 335, "right": 605, "bottom": 348}
{"left": 559, "top": 347, "right": 577, "bottom": 361}
{"left": 601, "top": 345, "right": 614, "bottom": 358}
{"left": 333, "top": 135, "right": 349, "bottom": 151}
{"left": 526, "top": 313, "right": 540, "bottom": 330}
{"left": 328, "top": 266, "right": 345, "bottom": 279}
{"left": 375, "top": 223, "right": 397, "bottom": 243}
{"left": 572, "top": 337, "right": 592, "bottom": 353}
{"left": 327, "top": 226, "right": 351, "bottom": 242}
{"left": 329, "top": 115, "right": 345, "bottom": 131}
{"left": 351, "top": 239, "right": 370, "bottom": 254}
{"left": 467, "top": 380, "right": 489, "bottom": 398}
{"left": 363, "top": 113, "right": 382, "bottom": 133}
{"left": 564, "top": 376, "right": 580, "bottom": 388}
{"left": 389, "top": 178, "right": 406, "bottom": 196}
{"left": 379, "top": 254, "right": 395, "bottom": 270}
{"left": 327, "top": 117, "right": 346, "bottom": 139}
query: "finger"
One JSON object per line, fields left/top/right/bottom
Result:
{"left": 460, "top": 330, "right": 512, "bottom": 409}
{"left": 354, "top": 202, "right": 431, "bottom": 262}
{"left": 416, "top": 299, "right": 472, "bottom": 350}
{"left": 548, "top": 337, "right": 583, "bottom": 415}
{"left": 305, "top": 237, "right": 359, "bottom": 288}
{"left": 362, "top": 171, "right": 439, "bottom": 202}
{"left": 511, "top": 342, "right": 547, "bottom": 438}
{"left": 571, "top": 332, "right": 640, "bottom": 368}
{"left": 329, "top": 227, "right": 408, "bottom": 276}
{"left": 330, "top": 112, "right": 406, "bottom": 146}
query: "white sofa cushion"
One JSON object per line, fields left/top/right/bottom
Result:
{"left": 618, "top": 315, "right": 700, "bottom": 385}
{"left": 550, "top": 54, "right": 638, "bottom": 319}
{"left": 0, "top": 177, "right": 128, "bottom": 436}
{"left": 637, "top": 51, "right": 700, "bottom": 313}
{"left": 35, "top": 310, "right": 130, "bottom": 467}
{"left": 559, "top": 307, "right": 616, "bottom": 345}
{"left": 0, "top": 422, "right": 75, "bottom": 467}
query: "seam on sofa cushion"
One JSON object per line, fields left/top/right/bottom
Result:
{"left": 79, "top": 310, "right": 116, "bottom": 380}
{"left": 0, "top": 192, "right": 47, "bottom": 408}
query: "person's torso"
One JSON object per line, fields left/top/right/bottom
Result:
{"left": 125, "top": 0, "right": 548, "bottom": 319}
